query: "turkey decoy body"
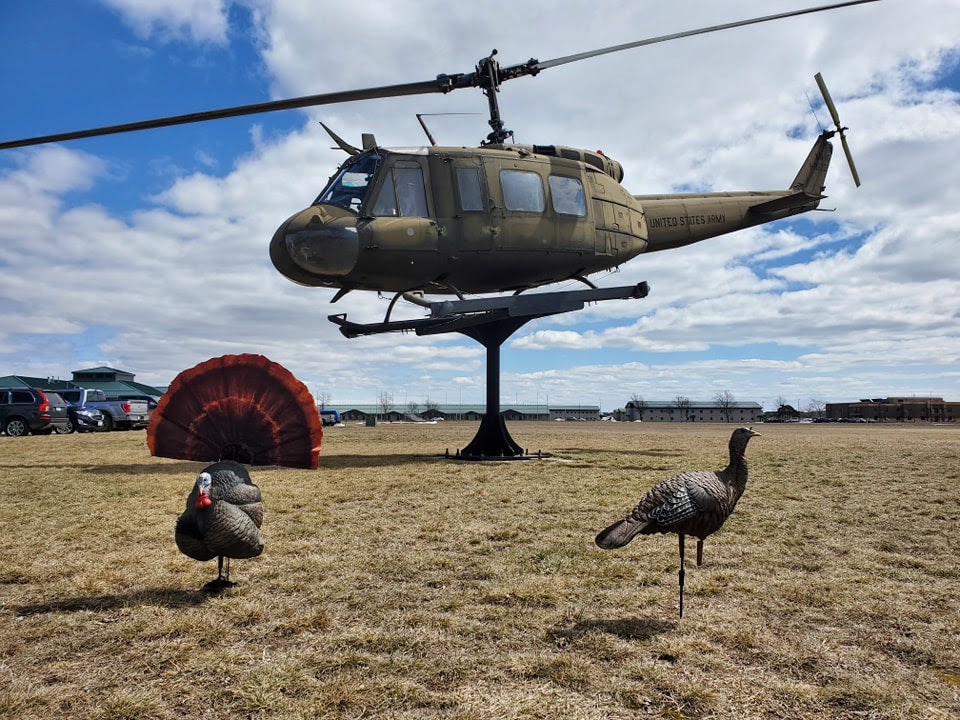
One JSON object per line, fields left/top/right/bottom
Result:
{"left": 175, "top": 460, "right": 264, "bottom": 591}
{"left": 596, "top": 427, "right": 760, "bottom": 616}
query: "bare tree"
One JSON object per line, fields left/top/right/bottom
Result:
{"left": 377, "top": 390, "right": 394, "bottom": 420}
{"left": 807, "top": 398, "right": 826, "bottom": 418}
{"left": 316, "top": 391, "right": 332, "bottom": 410}
{"left": 423, "top": 396, "right": 439, "bottom": 412}
{"left": 674, "top": 395, "right": 691, "bottom": 422}
{"left": 714, "top": 390, "right": 735, "bottom": 423}
{"left": 628, "top": 393, "right": 647, "bottom": 421}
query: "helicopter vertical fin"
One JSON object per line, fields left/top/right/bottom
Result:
{"left": 789, "top": 131, "right": 833, "bottom": 197}
{"left": 745, "top": 132, "right": 833, "bottom": 216}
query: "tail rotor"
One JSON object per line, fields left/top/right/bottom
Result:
{"left": 815, "top": 72, "right": 861, "bottom": 187}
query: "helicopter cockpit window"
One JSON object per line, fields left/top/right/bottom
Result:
{"left": 456, "top": 167, "right": 484, "bottom": 211}
{"left": 548, "top": 175, "right": 586, "bottom": 217}
{"left": 371, "top": 164, "right": 429, "bottom": 218}
{"left": 500, "top": 170, "right": 545, "bottom": 213}
{"left": 316, "top": 152, "right": 380, "bottom": 213}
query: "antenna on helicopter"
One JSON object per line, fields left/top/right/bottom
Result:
{"left": 415, "top": 113, "right": 481, "bottom": 146}
{"left": 815, "top": 72, "right": 861, "bottom": 187}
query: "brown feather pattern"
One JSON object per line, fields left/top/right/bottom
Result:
{"left": 596, "top": 427, "right": 759, "bottom": 550}
{"left": 175, "top": 460, "right": 264, "bottom": 562}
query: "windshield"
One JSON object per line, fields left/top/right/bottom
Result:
{"left": 315, "top": 152, "right": 380, "bottom": 213}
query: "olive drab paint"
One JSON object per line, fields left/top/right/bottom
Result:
{"left": 270, "top": 131, "right": 835, "bottom": 296}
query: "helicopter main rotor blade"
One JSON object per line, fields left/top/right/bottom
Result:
{"left": 0, "top": 78, "right": 457, "bottom": 150}
{"left": 0, "top": 0, "right": 881, "bottom": 151}
{"left": 526, "top": 1, "right": 880, "bottom": 75}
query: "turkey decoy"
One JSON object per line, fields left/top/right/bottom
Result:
{"left": 175, "top": 460, "right": 264, "bottom": 592}
{"left": 596, "top": 427, "right": 760, "bottom": 617}
{"left": 150, "top": 354, "right": 323, "bottom": 591}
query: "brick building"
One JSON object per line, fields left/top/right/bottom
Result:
{"left": 826, "top": 397, "right": 960, "bottom": 422}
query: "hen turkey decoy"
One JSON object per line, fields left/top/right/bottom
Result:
{"left": 175, "top": 460, "right": 264, "bottom": 591}
{"left": 595, "top": 427, "right": 760, "bottom": 617}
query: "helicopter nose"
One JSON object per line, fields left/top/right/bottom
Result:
{"left": 269, "top": 206, "right": 359, "bottom": 284}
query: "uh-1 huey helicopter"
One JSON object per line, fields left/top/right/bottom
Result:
{"left": 264, "top": 1, "right": 869, "bottom": 309}
{"left": 0, "top": 0, "right": 874, "bottom": 457}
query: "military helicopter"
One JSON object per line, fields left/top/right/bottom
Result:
{"left": 3, "top": 1, "right": 869, "bottom": 302}
{"left": 0, "top": 0, "right": 874, "bottom": 457}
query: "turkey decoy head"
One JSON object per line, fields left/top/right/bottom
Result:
{"left": 195, "top": 472, "right": 213, "bottom": 509}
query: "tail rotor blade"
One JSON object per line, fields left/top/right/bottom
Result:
{"left": 814, "top": 72, "right": 842, "bottom": 128}
{"left": 840, "top": 133, "right": 861, "bottom": 187}
{"left": 814, "top": 71, "right": 861, "bottom": 187}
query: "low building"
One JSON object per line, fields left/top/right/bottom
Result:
{"left": 622, "top": 399, "right": 763, "bottom": 423}
{"left": 0, "top": 366, "right": 164, "bottom": 399}
{"left": 334, "top": 403, "right": 595, "bottom": 422}
{"left": 548, "top": 406, "right": 601, "bottom": 421}
{"left": 826, "top": 397, "right": 960, "bottom": 422}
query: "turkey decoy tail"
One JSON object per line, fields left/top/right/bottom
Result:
{"left": 595, "top": 513, "right": 647, "bottom": 549}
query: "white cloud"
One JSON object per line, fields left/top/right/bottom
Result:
{"left": 2, "top": 0, "right": 959, "bottom": 410}
{"left": 100, "top": 0, "right": 230, "bottom": 44}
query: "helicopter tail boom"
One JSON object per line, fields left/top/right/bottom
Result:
{"left": 636, "top": 126, "right": 843, "bottom": 253}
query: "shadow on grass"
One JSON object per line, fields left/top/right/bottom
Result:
{"left": 0, "top": 461, "right": 205, "bottom": 475}
{"left": 3, "top": 453, "right": 499, "bottom": 475}
{"left": 549, "top": 616, "right": 675, "bottom": 644}
{"left": 86, "top": 462, "right": 205, "bottom": 475}
{"left": 80, "top": 455, "right": 434, "bottom": 473}
{"left": 557, "top": 448, "right": 683, "bottom": 458}
{"left": 14, "top": 587, "right": 210, "bottom": 616}
{"left": 317, "top": 454, "right": 449, "bottom": 469}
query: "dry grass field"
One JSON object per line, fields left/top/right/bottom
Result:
{"left": 0, "top": 421, "right": 958, "bottom": 719}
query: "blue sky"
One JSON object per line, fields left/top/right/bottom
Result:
{"left": 2, "top": 0, "right": 959, "bottom": 412}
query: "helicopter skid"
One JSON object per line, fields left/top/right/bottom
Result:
{"left": 328, "top": 282, "right": 649, "bottom": 338}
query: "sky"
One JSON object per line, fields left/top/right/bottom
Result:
{"left": 1, "top": 0, "right": 958, "bottom": 413}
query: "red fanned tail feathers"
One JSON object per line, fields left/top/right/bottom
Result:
{"left": 147, "top": 354, "right": 323, "bottom": 469}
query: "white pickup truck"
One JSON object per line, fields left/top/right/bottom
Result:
{"left": 56, "top": 388, "right": 151, "bottom": 431}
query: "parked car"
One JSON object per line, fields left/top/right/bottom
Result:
{"left": 54, "top": 388, "right": 150, "bottom": 431}
{"left": 0, "top": 388, "right": 70, "bottom": 436}
{"left": 48, "top": 395, "right": 105, "bottom": 434}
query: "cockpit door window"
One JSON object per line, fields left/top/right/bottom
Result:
{"left": 371, "top": 163, "right": 429, "bottom": 218}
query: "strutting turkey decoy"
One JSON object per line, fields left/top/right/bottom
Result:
{"left": 175, "top": 460, "right": 264, "bottom": 591}
{"left": 148, "top": 353, "right": 323, "bottom": 591}
{"left": 595, "top": 427, "right": 760, "bottom": 617}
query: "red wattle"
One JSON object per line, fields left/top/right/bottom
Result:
{"left": 196, "top": 492, "right": 212, "bottom": 509}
